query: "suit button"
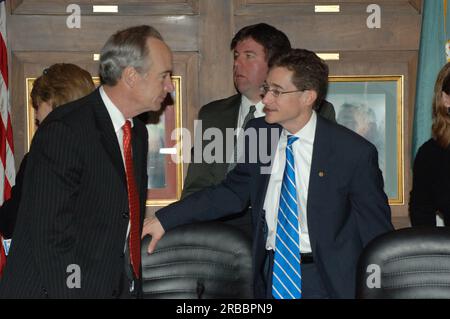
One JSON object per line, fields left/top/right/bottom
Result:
{"left": 122, "top": 212, "right": 129, "bottom": 219}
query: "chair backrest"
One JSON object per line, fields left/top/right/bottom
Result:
{"left": 141, "top": 222, "right": 253, "bottom": 299}
{"left": 356, "top": 227, "right": 450, "bottom": 299}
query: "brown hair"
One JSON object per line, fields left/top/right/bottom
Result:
{"left": 230, "top": 23, "right": 291, "bottom": 65}
{"left": 270, "top": 48, "right": 329, "bottom": 110}
{"left": 31, "top": 63, "right": 95, "bottom": 110}
{"left": 432, "top": 62, "right": 450, "bottom": 148}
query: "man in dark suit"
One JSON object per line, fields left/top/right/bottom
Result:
{"left": 183, "top": 23, "right": 336, "bottom": 237}
{"left": 0, "top": 25, "right": 174, "bottom": 298}
{"left": 143, "top": 49, "right": 393, "bottom": 299}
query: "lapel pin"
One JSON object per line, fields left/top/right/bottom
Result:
{"left": 319, "top": 171, "right": 325, "bottom": 177}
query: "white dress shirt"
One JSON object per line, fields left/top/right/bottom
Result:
{"left": 99, "top": 86, "right": 133, "bottom": 251}
{"left": 263, "top": 111, "right": 317, "bottom": 254}
{"left": 99, "top": 86, "right": 134, "bottom": 164}
{"left": 236, "top": 95, "right": 265, "bottom": 130}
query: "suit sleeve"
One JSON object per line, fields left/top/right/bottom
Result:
{"left": 23, "top": 121, "right": 82, "bottom": 298}
{"left": 157, "top": 159, "right": 251, "bottom": 232}
{"left": 409, "top": 145, "right": 437, "bottom": 226}
{"left": 349, "top": 144, "right": 393, "bottom": 246}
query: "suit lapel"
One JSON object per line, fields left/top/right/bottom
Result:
{"left": 254, "top": 122, "right": 282, "bottom": 214}
{"left": 92, "top": 90, "right": 127, "bottom": 187}
{"left": 222, "top": 94, "right": 242, "bottom": 129}
{"left": 307, "top": 116, "right": 334, "bottom": 249}
{"left": 308, "top": 116, "right": 333, "bottom": 204}
{"left": 217, "top": 94, "right": 242, "bottom": 176}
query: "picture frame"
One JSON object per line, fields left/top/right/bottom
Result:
{"left": 26, "top": 76, "right": 183, "bottom": 207}
{"left": 326, "top": 75, "right": 404, "bottom": 205}
{"left": 144, "top": 76, "right": 183, "bottom": 206}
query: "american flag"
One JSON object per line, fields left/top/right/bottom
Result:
{"left": 0, "top": 0, "right": 15, "bottom": 277}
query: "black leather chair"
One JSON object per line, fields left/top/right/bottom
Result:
{"left": 356, "top": 227, "right": 450, "bottom": 299}
{"left": 141, "top": 222, "right": 253, "bottom": 299}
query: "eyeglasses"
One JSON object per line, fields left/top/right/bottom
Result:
{"left": 260, "top": 84, "right": 303, "bottom": 98}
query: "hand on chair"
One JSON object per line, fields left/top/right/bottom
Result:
{"left": 141, "top": 216, "right": 165, "bottom": 254}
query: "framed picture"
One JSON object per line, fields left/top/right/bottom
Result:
{"left": 326, "top": 75, "right": 404, "bottom": 205}
{"left": 26, "top": 76, "right": 183, "bottom": 207}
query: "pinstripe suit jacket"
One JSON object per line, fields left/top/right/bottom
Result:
{"left": 0, "top": 89, "right": 148, "bottom": 298}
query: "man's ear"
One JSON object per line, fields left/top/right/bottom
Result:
{"left": 122, "top": 66, "right": 138, "bottom": 88}
{"left": 301, "top": 90, "right": 318, "bottom": 108}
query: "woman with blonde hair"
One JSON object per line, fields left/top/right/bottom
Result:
{"left": 0, "top": 63, "right": 95, "bottom": 239}
{"left": 410, "top": 62, "right": 450, "bottom": 226}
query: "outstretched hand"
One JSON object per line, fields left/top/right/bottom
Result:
{"left": 141, "top": 216, "right": 165, "bottom": 254}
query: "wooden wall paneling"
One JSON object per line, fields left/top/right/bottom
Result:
{"left": 7, "top": 14, "right": 199, "bottom": 53}
{"left": 10, "top": 52, "right": 26, "bottom": 171}
{"left": 408, "top": 0, "right": 422, "bottom": 13}
{"left": 235, "top": 13, "right": 420, "bottom": 52}
{"left": 11, "top": 0, "right": 199, "bottom": 15}
{"left": 399, "top": 51, "right": 419, "bottom": 229}
{"left": 234, "top": 0, "right": 422, "bottom": 15}
{"left": 198, "top": 0, "right": 235, "bottom": 106}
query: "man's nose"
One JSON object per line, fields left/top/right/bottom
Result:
{"left": 165, "top": 78, "right": 175, "bottom": 92}
{"left": 233, "top": 56, "right": 243, "bottom": 69}
{"left": 262, "top": 91, "right": 273, "bottom": 105}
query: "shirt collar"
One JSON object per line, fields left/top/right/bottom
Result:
{"left": 281, "top": 111, "right": 317, "bottom": 143}
{"left": 241, "top": 95, "right": 265, "bottom": 118}
{"left": 99, "top": 86, "right": 134, "bottom": 133}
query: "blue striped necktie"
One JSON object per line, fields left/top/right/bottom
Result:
{"left": 272, "top": 135, "right": 302, "bottom": 299}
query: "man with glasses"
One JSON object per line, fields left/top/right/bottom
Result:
{"left": 182, "top": 23, "right": 335, "bottom": 237}
{"left": 142, "top": 49, "right": 393, "bottom": 299}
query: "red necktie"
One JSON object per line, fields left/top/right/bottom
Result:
{"left": 123, "top": 120, "right": 141, "bottom": 279}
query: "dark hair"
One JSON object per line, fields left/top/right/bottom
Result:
{"left": 230, "top": 23, "right": 291, "bottom": 64}
{"left": 270, "top": 49, "right": 329, "bottom": 109}
{"left": 99, "top": 25, "right": 163, "bottom": 86}
{"left": 432, "top": 62, "right": 450, "bottom": 148}
{"left": 31, "top": 63, "right": 95, "bottom": 110}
